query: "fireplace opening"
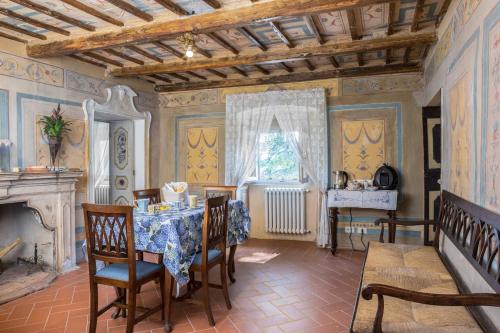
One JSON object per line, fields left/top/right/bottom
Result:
{"left": 0, "top": 202, "right": 57, "bottom": 304}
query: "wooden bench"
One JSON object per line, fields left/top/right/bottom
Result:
{"left": 350, "top": 191, "right": 500, "bottom": 333}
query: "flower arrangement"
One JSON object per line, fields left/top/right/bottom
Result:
{"left": 38, "top": 104, "right": 72, "bottom": 169}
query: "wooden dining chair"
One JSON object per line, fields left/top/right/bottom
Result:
{"left": 203, "top": 185, "right": 237, "bottom": 200}
{"left": 186, "top": 196, "right": 232, "bottom": 326}
{"left": 82, "top": 203, "right": 165, "bottom": 333}
{"left": 133, "top": 188, "right": 164, "bottom": 265}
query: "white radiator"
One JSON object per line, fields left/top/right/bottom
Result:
{"left": 265, "top": 187, "right": 308, "bottom": 234}
{"left": 95, "top": 185, "right": 110, "bottom": 204}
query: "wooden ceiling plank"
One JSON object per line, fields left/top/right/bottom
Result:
{"left": 304, "top": 59, "right": 315, "bottom": 71}
{"left": 69, "top": 54, "right": 107, "bottom": 68}
{"left": 304, "top": 15, "right": 324, "bottom": 45}
{"left": 103, "top": 49, "right": 144, "bottom": 65}
{"left": 329, "top": 56, "right": 339, "bottom": 68}
{"left": 29, "top": 0, "right": 401, "bottom": 57}
{"left": 155, "top": 63, "right": 421, "bottom": 92}
{"left": 270, "top": 21, "right": 294, "bottom": 48}
{"left": 205, "top": 68, "right": 227, "bottom": 78}
{"left": 411, "top": 0, "right": 424, "bottom": 32}
{"left": 238, "top": 27, "right": 267, "bottom": 51}
{"left": 167, "top": 73, "right": 190, "bottom": 81}
{"left": 385, "top": 48, "right": 391, "bottom": 64}
{"left": 109, "top": 32, "right": 436, "bottom": 76}
{"left": 0, "top": 7, "right": 70, "bottom": 35}
{"left": 254, "top": 64, "right": 270, "bottom": 75}
{"left": 104, "top": 0, "right": 153, "bottom": 21}
{"left": 387, "top": 2, "right": 395, "bottom": 36}
{"left": 126, "top": 45, "right": 164, "bottom": 63}
{"left": 232, "top": 66, "right": 248, "bottom": 77}
{"left": 0, "top": 31, "right": 26, "bottom": 43}
{"left": 9, "top": 0, "right": 95, "bottom": 31}
{"left": 403, "top": 47, "right": 411, "bottom": 63}
{"left": 149, "top": 74, "right": 171, "bottom": 83}
{"left": 186, "top": 71, "right": 207, "bottom": 80}
{"left": 60, "top": 0, "right": 124, "bottom": 26}
{"left": 153, "top": 41, "right": 185, "bottom": 59}
{"left": 84, "top": 51, "right": 124, "bottom": 67}
{"left": 153, "top": 0, "right": 189, "bottom": 15}
{"left": 0, "top": 21, "right": 46, "bottom": 39}
{"left": 206, "top": 32, "right": 239, "bottom": 55}
{"left": 201, "top": 0, "right": 221, "bottom": 9}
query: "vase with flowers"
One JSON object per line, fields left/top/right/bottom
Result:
{"left": 38, "top": 104, "right": 72, "bottom": 170}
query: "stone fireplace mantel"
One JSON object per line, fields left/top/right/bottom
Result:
{"left": 0, "top": 171, "right": 83, "bottom": 273}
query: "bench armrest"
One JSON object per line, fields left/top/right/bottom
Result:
{"left": 361, "top": 283, "right": 500, "bottom": 333}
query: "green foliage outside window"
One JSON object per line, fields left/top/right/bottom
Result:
{"left": 258, "top": 132, "right": 299, "bottom": 181}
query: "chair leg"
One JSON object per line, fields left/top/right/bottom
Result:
{"left": 111, "top": 287, "right": 122, "bottom": 319}
{"left": 88, "top": 282, "right": 98, "bottom": 333}
{"left": 220, "top": 259, "right": 232, "bottom": 310}
{"left": 126, "top": 288, "right": 136, "bottom": 333}
{"left": 228, "top": 245, "right": 237, "bottom": 283}
{"left": 202, "top": 270, "right": 215, "bottom": 326}
{"left": 164, "top": 271, "right": 174, "bottom": 333}
{"left": 121, "top": 289, "right": 127, "bottom": 318}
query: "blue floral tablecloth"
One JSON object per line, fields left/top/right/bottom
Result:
{"left": 133, "top": 200, "right": 250, "bottom": 285}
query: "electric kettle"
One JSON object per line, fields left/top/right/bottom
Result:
{"left": 332, "top": 171, "right": 349, "bottom": 189}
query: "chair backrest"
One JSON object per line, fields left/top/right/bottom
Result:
{"left": 201, "top": 196, "right": 229, "bottom": 263}
{"left": 133, "top": 188, "right": 162, "bottom": 204}
{"left": 203, "top": 185, "right": 237, "bottom": 200}
{"left": 82, "top": 203, "right": 136, "bottom": 280}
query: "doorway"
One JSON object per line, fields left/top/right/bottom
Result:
{"left": 84, "top": 85, "right": 151, "bottom": 205}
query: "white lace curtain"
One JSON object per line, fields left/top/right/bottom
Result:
{"left": 225, "top": 88, "right": 329, "bottom": 247}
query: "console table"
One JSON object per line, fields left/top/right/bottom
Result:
{"left": 327, "top": 189, "right": 398, "bottom": 255}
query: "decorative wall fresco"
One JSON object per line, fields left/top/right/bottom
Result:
{"left": 0, "top": 51, "right": 64, "bottom": 87}
{"left": 115, "top": 176, "right": 129, "bottom": 190}
{"left": 160, "top": 89, "right": 218, "bottom": 108}
{"left": 65, "top": 70, "right": 107, "bottom": 96}
{"left": 483, "top": 4, "right": 500, "bottom": 211}
{"left": 342, "top": 74, "right": 422, "bottom": 95}
{"left": 186, "top": 127, "right": 219, "bottom": 184}
{"left": 342, "top": 119, "right": 385, "bottom": 180}
{"left": 113, "top": 127, "right": 128, "bottom": 170}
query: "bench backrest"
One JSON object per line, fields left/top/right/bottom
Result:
{"left": 435, "top": 190, "right": 500, "bottom": 330}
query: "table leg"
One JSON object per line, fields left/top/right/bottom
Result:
{"left": 379, "top": 223, "right": 385, "bottom": 243}
{"left": 329, "top": 207, "right": 338, "bottom": 255}
{"left": 387, "top": 210, "right": 397, "bottom": 243}
{"left": 228, "top": 245, "right": 237, "bottom": 283}
{"left": 164, "top": 270, "right": 175, "bottom": 333}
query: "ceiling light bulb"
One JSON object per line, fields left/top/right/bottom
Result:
{"left": 185, "top": 45, "right": 194, "bottom": 58}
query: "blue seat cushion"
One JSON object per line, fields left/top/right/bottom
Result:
{"left": 95, "top": 260, "right": 162, "bottom": 282}
{"left": 192, "top": 249, "right": 222, "bottom": 266}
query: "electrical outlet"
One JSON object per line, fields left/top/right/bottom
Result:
{"left": 345, "top": 226, "right": 351, "bottom": 233}
{"left": 358, "top": 227, "right": 368, "bottom": 234}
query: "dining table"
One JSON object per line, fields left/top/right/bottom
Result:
{"left": 133, "top": 199, "right": 251, "bottom": 285}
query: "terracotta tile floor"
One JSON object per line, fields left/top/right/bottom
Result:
{"left": 0, "top": 239, "right": 363, "bottom": 333}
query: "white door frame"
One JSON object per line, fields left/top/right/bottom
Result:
{"left": 83, "top": 85, "right": 151, "bottom": 203}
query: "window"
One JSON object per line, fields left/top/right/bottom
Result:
{"left": 256, "top": 131, "right": 300, "bottom": 182}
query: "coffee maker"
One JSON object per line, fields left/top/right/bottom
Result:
{"left": 332, "top": 171, "right": 348, "bottom": 189}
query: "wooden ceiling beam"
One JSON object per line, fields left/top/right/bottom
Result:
{"left": 232, "top": 66, "right": 248, "bottom": 77}
{"left": 167, "top": 73, "right": 190, "bottom": 82}
{"left": 104, "top": 0, "right": 153, "bottom": 21}
{"left": 205, "top": 68, "right": 227, "bottom": 78}
{"left": 9, "top": 0, "right": 95, "bottom": 31}
{"left": 28, "top": 0, "right": 397, "bottom": 57}
{"left": 304, "top": 59, "right": 316, "bottom": 71}
{"left": 0, "top": 21, "right": 46, "bottom": 40}
{"left": 69, "top": 54, "right": 107, "bottom": 68}
{"left": 329, "top": 56, "right": 339, "bottom": 68}
{"left": 0, "top": 7, "right": 70, "bottom": 36}
{"left": 270, "top": 21, "right": 294, "bottom": 48}
{"left": 0, "top": 31, "right": 26, "bottom": 43}
{"left": 254, "top": 64, "right": 270, "bottom": 75}
{"left": 60, "top": 0, "right": 124, "bottom": 26}
{"left": 385, "top": 48, "right": 391, "bottom": 64}
{"left": 304, "top": 15, "right": 324, "bottom": 44}
{"left": 357, "top": 52, "right": 363, "bottom": 66}
{"left": 103, "top": 49, "right": 144, "bottom": 65}
{"left": 238, "top": 27, "right": 267, "bottom": 51}
{"left": 148, "top": 74, "right": 171, "bottom": 83}
{"left": 436, "top": 0, "right": 452, "bottom": 27}
{"left": 346, "top": 9, "right": 360, "bottom": 40}
{"left": 155, "top": 63, "right": 421, "bottom": 92}
{"left": 185, "top": 71, "right": 207, "bottom": 80}
{"left": 403, "top": 47, "right": 411, "bottom": 63}
{"left": 109, "top": 31, "right": 435, "bottom": 76}
{"left": 411, "top": 0, "right": 424, "bottom": 32}
{"left": 153, "top": 0, "right": 189, "bottom": 15}
{"left": 206, "top": 32, "right": 239, "bottom": 55}
{"left": 194, "top": 46, "right": 212, "bottom": 58}
{"left": 152, "top": 41, "right": 185, "bottom": 59}
{"left": 278, "top": 62, "right": 294, "bottom": 73}
{"left": 83, "top": 51, "right": 124, "bottom": 67}
{"left": 387, "top": 2, "right": 395, "bottom": 36}
{"left": 201, "top": 0, "right": 221, "bottom": 9}
{"left": 126, "top": 45, "right": 163, "bottom": 63}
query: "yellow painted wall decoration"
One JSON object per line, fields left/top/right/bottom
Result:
{"left": 342, "top": 119, "right": 385, "bottom": 179}
{"left": 186, "top": 128, "right": 219, "bottom": 184}
{"left": 448, "top": 72, "right": 472, "bottom": 199}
